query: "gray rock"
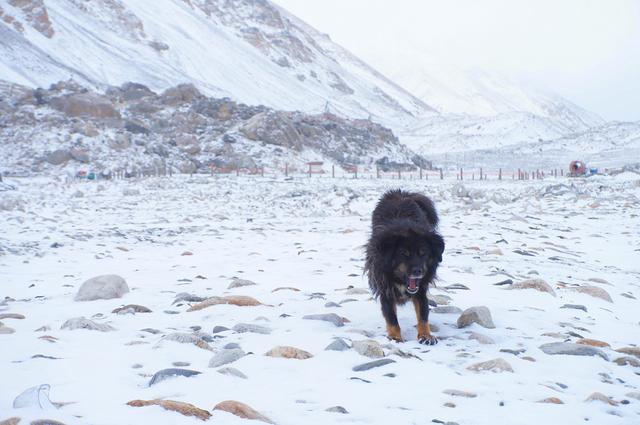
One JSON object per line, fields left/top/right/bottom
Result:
{"left": 173, "top": 293, "right": 206, "bottom": 304}
{"left": 61, "top": 317, "right": 115, "bottom": 332}
{"left": 148, "top": 368, "right": 201, "bottom": 386}
{"left": 326, "top": 406, "right": 349, "bottom": 413}
{"left": 324, "top": 302, "right": 341, "bottom": 308}
{"left": 69, "top": 148, "right": 90, "bottom": 163}
{"left": 74, "top": 274, "right": 129, "bottom": 301}
{"left": 457, "top": 306, "right": 495, "bottom": 329}
{"left": 163, "top": 332, "right": 212, "bottom": 351}
{"left": 325, "top": 338, "right": 350, "bottom": 351}
{"left": 560, "top": 304, "right": 588, "bottom": 312}
{"left": 539, "top": 342, "right": 609, "bottom": 360}
{"left": 212, "top": 326, "right": 231, "bottom": 334}
{"left": 223, "top": 343, "right": 241, "bottom": 350}
{"left": 45, "top": 149, "right": 72, "bottom": 165}
{"left": 352, "top": 358, "right": 396, "bottom": 372}
{"left": 50, "top": 92, "right": 120, "bottom": 118}
{"left": 217, "top": 367, "right": 248, "bottom": 379}
{"left": 228, "top": 278, "right": 257, "bottom": 289}
{"left": 232, "top": 323, "right": 271, "bottom": 334}
{"left": 432, "top": 306, "right": 463, "bottom": 314}
{"left": 302, "top": 313, "right": 345, "bottom": 327}
{"left": 352, "top": 339, "right": 384, "bottom": 358}
{"left": 467, "top": 358, "right": 514, "bottom": 373}
{"left": 208, "top": 348, "right": 245, "bottom": 368}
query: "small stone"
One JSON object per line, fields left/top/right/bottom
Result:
{"left": 585, "top": 392, "right": 618, "bottom": 405}
{"left": 509, "top": 279, "right": 556, "bottom": 296}
{"left": 345, "top": 287, "right": 369, "bottom": 295}
{"left": 127, "top": 399, "right": 211, "bottom": 421}
{"left": 430, "top": 294, "right": 452, "bottom": 305}
{"left": 569, "top": 286, "right": 613, "bottom": 303}
{"left": 228, "top": 278, "right": 257, "bottom": 289}
{"left": 172, "top": 362, "right": 190, "bottom": 367}
{"left": 209, "top": 349, "right": 245, "bottom": 367}
{"left": 181, "top": 251, "right": 193, "bottom": 256}
{"left": 521, "top": 356, "right": 536, "bottom": 362}
{"left": 499, "top": 348, "right": 526, "bottom": 356}
{"left": 74, "top": 275, "right": 129, "bottom": 301}
{"left": 326, "top": 406, "right": 349, "bottom": 413}
{"left": 457, "top": 306, "right": 495, "bottom": 329}
{"left": 432, "top": 306, "right": 463, "bottom": 315}
{"left": 352, "top": 358, "right": 396, "bottom": 371}
{"left": 443, "top": 389, "right": 477, "bottom": 398}
{"left": 213, "top": 400, "right": 274, "bottom": 424}
{"left": 560, "top": 304, "right": 588, "bottom": 312}
{"left": 148, "top": 368, "right": 201, "bottom": 386}
{"left": 217, "top": 367, "right": 248, "bottom": 379}
{"left": 265, "top": 346, "right": 313, "bottom": 359}
{"left": 324, "top": 302, "right": 341, "bottom": 308}
{"left": 615, "top": 347, "right": 640, "bottom": 359}
{"left": 187, "top": 295, "right": 262, "bottom": 311}
{"left": 31, "top": 420, "right": 67, "bottom": 425}
{"left": 271, "top": 287, "right": 300, "bottom": 292}
{"left": 467, "top": 332, "right": 495, "bottom": 344}
{"left": 443, "top": 402, "right": 456, "bottom": 408}
{"left": 325, "top": 338, "right": 350, "bottom": 351}
{"left": 487, "top": 248, "right": 503, "bottom": 255}
{"left": 223, "top": 343, "right": 241, "bottom": 350}
{"left": 0, "top": 418, "right": 20, "bottom": 425}
{"left": 537, "top": 397, "right": 564, "bottom": 404}
{"left": 232, "top": 323, "right": 271, "bottom": 334}
{"left": 112, "top": 304, "right": 152, "bottom": 314}
{"left": 212, "top": 326, "right": 230, "bottom": 334}
{"left": 302, "top": 313, "right": 346, "bottom": 327}
{"left": 0, "top": 326, "right": 16, "bottom": 334}
{"left": 539, "top": 342, "right": 609, "bottom": 360}
{"left": 625, "top": 392, "right": 640, "bottom": 400}
{"left": 352, "top": 340, "right": 384, "bottom": 358}
{"left": 576, "top": 338, "right": 610, "bottom": 348}
{"left": 60, "top": 317, "right": 115, "bottom": 332}
{"left": 467, "top": 358, "right": 513, "bottom": 373}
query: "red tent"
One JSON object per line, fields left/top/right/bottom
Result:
{"left": 569, "top": 160, "right": 587, "bottom": 176}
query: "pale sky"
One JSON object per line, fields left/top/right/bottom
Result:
{"left": 274, "top": 0, "right": 640, "bottom": 121}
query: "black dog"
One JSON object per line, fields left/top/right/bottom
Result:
{"left": 364, "top": 189, "right": 444, "bottom": 344}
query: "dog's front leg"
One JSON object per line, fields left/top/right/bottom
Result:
{"left": 413, "top": 294, "right": 438, "bottom": 345}
{"left": 381, "top": 296, "right": 403, "bottom": 342}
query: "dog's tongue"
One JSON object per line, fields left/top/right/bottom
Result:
{"left": 408, "top": 277, "right": 418, "bottom": 291}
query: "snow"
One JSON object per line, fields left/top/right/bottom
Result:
{"left": 1, "top": 174, "right": 639, "bottom": 424}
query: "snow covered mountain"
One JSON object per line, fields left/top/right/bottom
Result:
{"left": 0, "top": 0, "right": 434, "bottom": 127}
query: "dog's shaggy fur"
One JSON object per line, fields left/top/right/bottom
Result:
{"left": 364, "top": 189, "right": 444, "bottom": 344}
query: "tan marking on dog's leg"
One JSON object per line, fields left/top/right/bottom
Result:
{"left": 413, "top": 297, "right": 437, "bottom": 344}
{"left": 386, "top": 323, "right": 403, "bottom": 342}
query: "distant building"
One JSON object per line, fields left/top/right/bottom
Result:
{"left": 569, "top": 160, "right": 587, "bottom": 176}
{"left": 307, "top": 161, "right": 324, "bottom": 174}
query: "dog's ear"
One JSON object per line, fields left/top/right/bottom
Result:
{"left": 428, "top": 233, "right": 445, "bottom": 263}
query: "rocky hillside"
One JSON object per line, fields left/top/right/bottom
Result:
{"left": 0, "top": 80, "right": 429, "bottom": 175}
{"left": 0, "top": 0, "right": 433, "bottom": 129}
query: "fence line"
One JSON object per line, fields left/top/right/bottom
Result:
{"left": 70, "top": 164, "right": 575, "bottom": 182}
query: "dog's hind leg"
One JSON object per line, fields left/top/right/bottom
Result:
{"left": 413, "top": 295, "right": 438, "bottom": 345}
{"left": 381, "top": 297, "right": 403, "bottom": 342}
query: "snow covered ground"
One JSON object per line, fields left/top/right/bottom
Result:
{"left": 1, "top": 173, "right": 639, "bottom": 424}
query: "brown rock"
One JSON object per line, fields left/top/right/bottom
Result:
{"left": 467, "top": 358, "right": 513, "bottom": 373}
{"left": 0, "top": 418, "right": 21, "bottom": 425}
{"left": 213, "top": 400, "right": 274, "bottom": 424}
{"left": 613, "top": 356, "right": 640, "bottom": 367}
{"left": 569, "top": 286, "right": 613, "bottom": 303}
{"left": 181, "top": 251, "right": 193, "bottom": 256}
{"left": 615, "top": 346, "right": 640, "bottom": 358}
{"left": 50, "top": 93, "right": 120, "bottom": 119}
{"left": 584, "top": 392, "right": 618, "bottom": 405}
{"left": 467, "top": 332, "right": 495, "bottom": 344}
{"left": 443, "top": 389, "right": 477, "bottom": 398}
{"left": 127, "top": 399, "right": 211, "bottom": 421}
{"left": 188, "top": 295, "right": 262, "bottom": 312}
{"left": 576, "top": 338, "right": 610, "bottom": 348}
{"left": 265, "top": 346, "right": 313, "bottom": 360}
{"left": 537, "top": 397, "right": 564, "bottom": 404}
{"left": 509, "top": 279, "right": 556, "bottom": 296}
{"left": 111, "top": 304, "right": 152, "bottom": 314}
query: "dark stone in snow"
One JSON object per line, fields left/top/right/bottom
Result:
{"left": 148, "top": 368, "right": 201, "bottom": 386}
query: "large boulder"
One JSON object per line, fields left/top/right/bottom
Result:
{"left": 50, "top": 93, "right": 120, "bottom": 119}
{"left": 74, "top": 274, "right": 129, "bottom": 301}
{"left": 45, "top": 149, "right": 71, "bottom": 165}
{"left": 240, "top": 111, "right": 303, "bottom": 150}
{"left": 160, "top": 84, "right": 202, "bottom": 105}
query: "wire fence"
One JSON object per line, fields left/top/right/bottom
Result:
{"left": 95, "top": 163, "right": 574, "bottom": 182}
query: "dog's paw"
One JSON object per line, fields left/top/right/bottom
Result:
{"left": 418, "top": 335, "right": 438, "bottom": 345}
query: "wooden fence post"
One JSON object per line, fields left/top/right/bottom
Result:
{"left": 440, "top": 168, "right": 443, "bottom": 180}
{"left": 285, "top": 163, "right": 288, "bottom": 177}
{"left": 460, "top": 168, "right": 463, "bottom": 180}
{"left": 308, "top": 163, "right": 312, "bottom": 178}
{"left": 499, "top": 168, "right": 502, "bottom": 180}
{"left": 332, "top": 165, "right": 335, "bottom": 178}
{"left": 354, "top": 166, "right": 358, "bottom": 179}
{"left": 376, "top": 166, "right": 380, "bottom": 179}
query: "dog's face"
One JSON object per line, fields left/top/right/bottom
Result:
{"left": 384, "top": 231, "right": 444, "bottom": 294}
